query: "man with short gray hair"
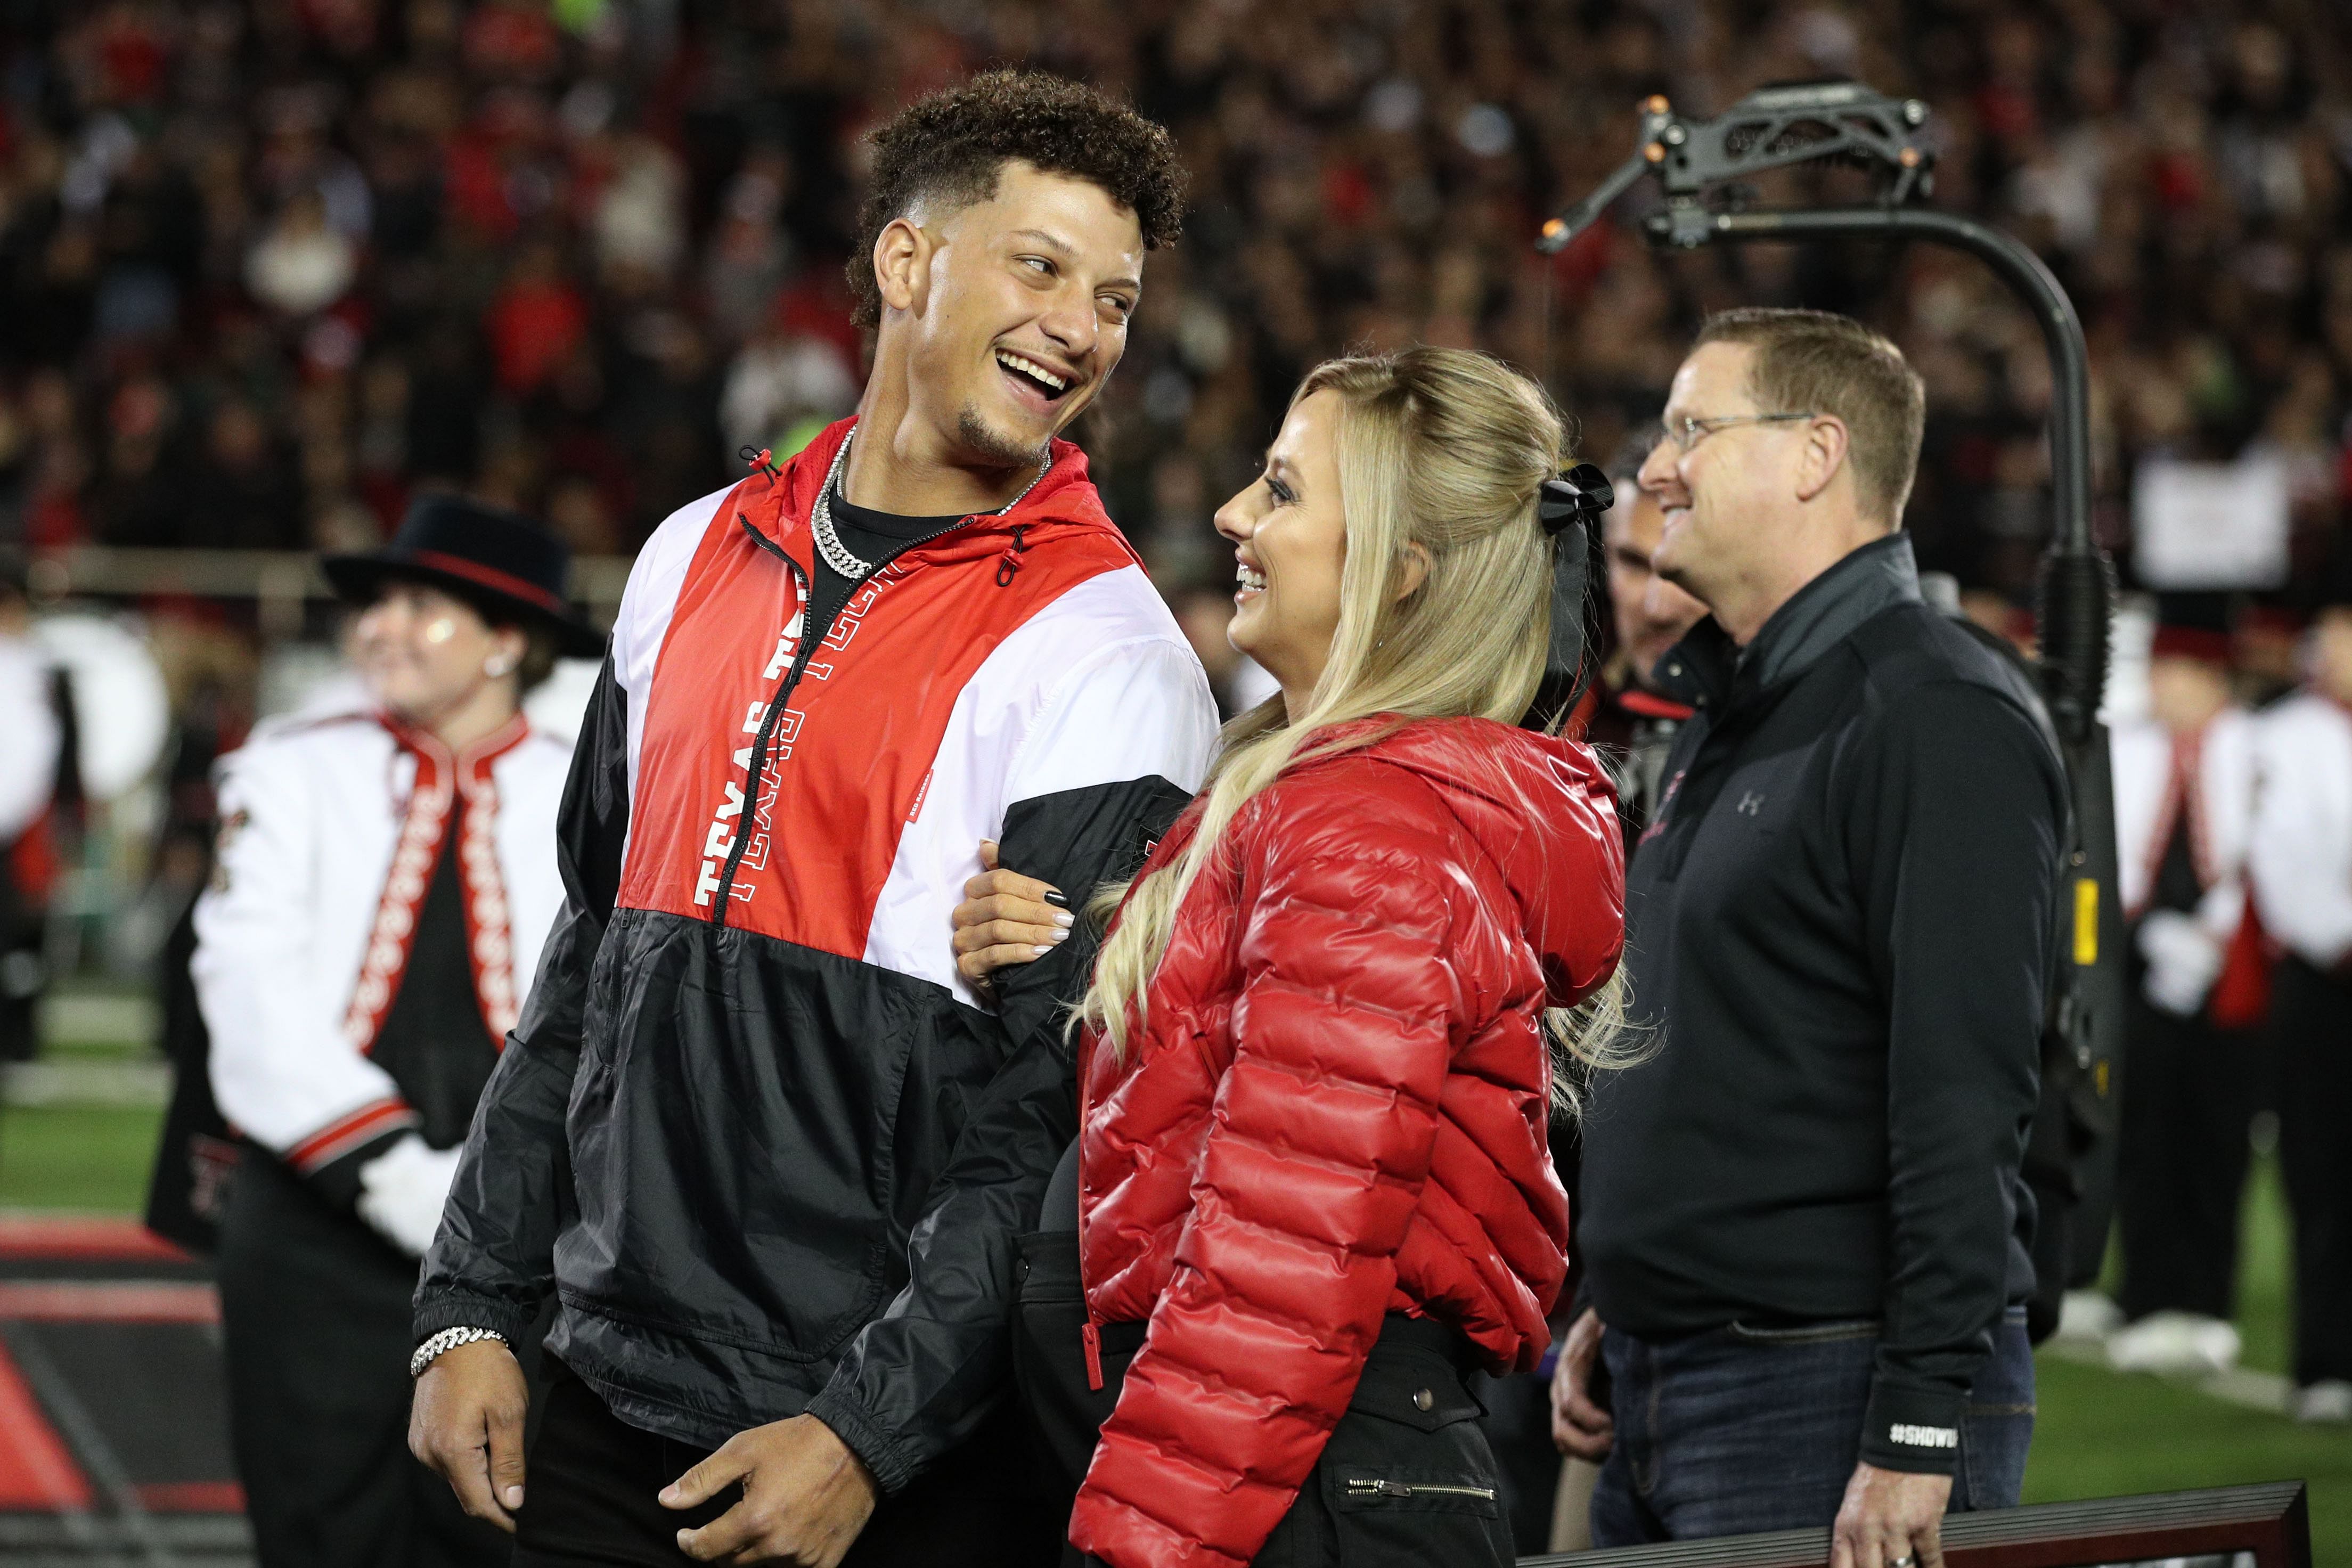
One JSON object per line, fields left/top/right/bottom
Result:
{"left": 1550, "top": 309, "right": 2066, "bottom": 1568}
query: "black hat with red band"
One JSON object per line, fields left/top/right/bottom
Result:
{"left": 2148, "top": 591, "right": 2234, "bottom": 667}
{"left": 324, "top": 495, "right": 605, "bottom": 659}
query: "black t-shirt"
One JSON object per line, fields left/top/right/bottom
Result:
{"left": 809, "top": 488, "right": 967, "bottom": 632}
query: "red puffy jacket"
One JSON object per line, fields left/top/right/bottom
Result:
{"left": 1067, "top": 715, "right": 1626, "bottom": 1568}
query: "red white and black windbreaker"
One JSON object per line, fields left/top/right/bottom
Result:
{"left": 415, "top": 421, "right": 1218, "bottom": 1488}
{"left": 192, "top": 702, "right": 572, "bottom": 1188}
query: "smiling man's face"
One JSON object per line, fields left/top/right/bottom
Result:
{"left": 1638, "top": 339, "right": 1833, "bottom": 636}
{"left": 901, "top": 160, "right": 1145, "bottom": 470}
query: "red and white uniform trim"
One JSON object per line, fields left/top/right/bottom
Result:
{"left": 287, "top": 1099, "right": 419, "bottom": 1176}
{"left": 341, "top": 715, "right": 528, "bottom": 1053}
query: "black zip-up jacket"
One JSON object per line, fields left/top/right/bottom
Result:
{"left": 413, "top": 424, "right": 1218, "bottom": 1489}
{"left": 1578, "top": 534, "right": 2064, "bottom": 1474}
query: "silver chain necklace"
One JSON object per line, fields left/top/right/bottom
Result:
{"left": 809, "top": 427, "right": 1054, "bottom": 581}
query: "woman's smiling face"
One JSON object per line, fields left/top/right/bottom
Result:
{"left": 1214, "top": 389, "right": 1350, "bottom": 709}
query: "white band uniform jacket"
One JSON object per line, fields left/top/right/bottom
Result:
{"left": 2250, "top": 693, "right": 2352, "bottom": 969}
{"left": 192, "top": 700, "right": 573, "bottom": 1177}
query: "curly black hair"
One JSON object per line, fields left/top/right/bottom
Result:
{"left": 846, "top": 69, "right": 1187, "bottom": 329}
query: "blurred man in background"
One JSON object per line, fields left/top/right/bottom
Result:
{"left": 1554, "top": 309, "right": 2066, "bottom": 1566}
{"left": 2105, "top": 595, "right": 2265, "bottom": 1379}
{"left": 193, "top": 500, "right": 597, "bottom": 1567}
{"left": 2247, "top": 576, "right": 2352, "bottom": 1425}
{"left": 1586, "top": 432, "right": 1708, "bottom": 846}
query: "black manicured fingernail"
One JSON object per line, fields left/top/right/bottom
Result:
{"left": 1043, "top": 889, "right": 1070, "bottom": 908}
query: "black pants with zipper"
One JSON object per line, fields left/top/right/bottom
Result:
{"left": 1016, "top": 1226, "right": 1514, "bottom": 1568}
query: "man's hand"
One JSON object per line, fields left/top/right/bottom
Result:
{"left": 408, "top": 1338, "right": 530, "bottom": 1533}
{"left": 664, "top": 1414, "right": 879, "bottom": 1566}
{"left": 1831, "top": 1462, "right": 1952, "bottom": 1568}
{"left": 1548, "top": 1308, "right": 1614, "bottom": 1461}
{"left": 952, "top": 838, "right": 1070, "bottom": 985}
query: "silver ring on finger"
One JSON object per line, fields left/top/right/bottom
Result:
{"left": 1890, "top": 1556, "right": 1914, "bottom": 1568}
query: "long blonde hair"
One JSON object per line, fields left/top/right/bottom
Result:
{"left": 1074, "top": 347, "right": 1631, "bottom": 1113}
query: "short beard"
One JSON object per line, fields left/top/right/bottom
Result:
{"left": 956, "top": 405, "right": 1050, "bottom": 471}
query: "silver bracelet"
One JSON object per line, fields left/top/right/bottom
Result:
{"left": 410, "top": 1325, "right": 507, "bottom": 1379}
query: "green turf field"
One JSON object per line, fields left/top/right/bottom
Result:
{"left": 0, "top": 1011, "right": 168, "bottom": 1212}
{"left": 2, "top": 1011, "right": 2339, "bottom": 1557}
{"left": 0, "top": 1099, "right": 166, "bottom": 1212}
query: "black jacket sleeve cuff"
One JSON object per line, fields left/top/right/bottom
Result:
{"left": 1858, "top": 1377, "right": 1966, "bottom": 1474}
{"left": 412, "top": 1287, "right": 538, "bottom": 1351}
{"left": 803, "top": 1384, "right": 918, "bottom": 1497}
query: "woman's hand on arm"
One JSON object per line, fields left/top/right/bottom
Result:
{"left": 951, "top": 838, "right": 1072, "bottom": 984}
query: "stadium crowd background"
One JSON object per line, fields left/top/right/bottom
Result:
{"left": 6, "top": 0, "right": 2351, "bottom": 713}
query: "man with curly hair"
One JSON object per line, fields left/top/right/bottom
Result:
{"left": 409, "top": 71, "right": 1214, "bottom": 1568}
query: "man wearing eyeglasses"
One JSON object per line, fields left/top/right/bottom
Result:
{"left": 1549, "top": 309, "right": 2066, "bottom": 1568}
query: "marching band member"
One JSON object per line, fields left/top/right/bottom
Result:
{"left": 192, "top": 499, "right": 602, "bottom": 1566}
{"left": 2105, "top": 595, "right": 2263, "bottom": 1378}
{"left": 2248, "top": 579, "right": 2352, "bottom": 1425}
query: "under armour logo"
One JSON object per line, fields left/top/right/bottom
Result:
{"left": 1737, "top": 790, "right": 1766, "bottom": 816}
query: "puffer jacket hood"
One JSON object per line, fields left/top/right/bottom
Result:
{"left": 1069, "top": 714, "right": 1625, "bottom": 1568}
{"left": 1341, "top": 717, "right": 1626, "bottom": 1010}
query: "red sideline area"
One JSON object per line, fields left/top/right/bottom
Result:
{"left": 0, "top": 1281, "right": 219, "bottom": 1323}
{"left": 0, "top": 1214, "right": 241, "bottom": 1514}
{"left": 0, "top": 1215, "right": 191, "bottom": 1264}
{"left": 0, "top": 1337, "right": 92, "bottom": 1512}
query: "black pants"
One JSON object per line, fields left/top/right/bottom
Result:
{"left": 218, "top": 1152, "right": 514, "bottom": 1568}
{"left": 2115, "top": 970, "right": 2261, "bottom": 1321}
{"left": 512, "top": 1359, "right": 1059, "bottom": 1568}
{"left": 1017, "top": 1230, "right": 1512, "bottom": 1568}
{"left": 2275, "top": 959, "right": 2352, "bottom": 1386}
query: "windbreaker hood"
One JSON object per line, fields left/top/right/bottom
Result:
{"left": 1363, "top": 717, "right": 1627, "bottom": 1008}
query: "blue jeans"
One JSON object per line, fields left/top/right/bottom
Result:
{"left": 1590, "top": 1309, "right": 2035, "bottom": 1546}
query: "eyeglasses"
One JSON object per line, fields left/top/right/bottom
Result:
{"left": 1660, "top": 412, "right": 1817, "bottom": 453}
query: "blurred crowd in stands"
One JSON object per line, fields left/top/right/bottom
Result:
{"left": 2, "top": 0, "right": 2349, "bottom": 659}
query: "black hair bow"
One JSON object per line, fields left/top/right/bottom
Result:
{"left": 1531, "top": 463, "right": 1615, "bottom": 725}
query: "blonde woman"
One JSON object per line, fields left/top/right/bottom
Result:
{"left": 957, "top": 348, "right": 1627, "bottom": 1568}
